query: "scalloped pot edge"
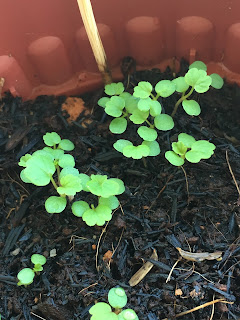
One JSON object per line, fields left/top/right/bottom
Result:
{"left": 0, "top": 0, "right": 240, "bottom": 100}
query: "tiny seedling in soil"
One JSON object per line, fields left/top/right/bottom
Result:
{"left": 165, "top": 133, "right": 216, "bottom": 166}
{"left": 19, "top": 132, "right": 125, "bottom": 226}
{"left": 98, "top": 61, "right": 223, "bottom": 161}
{"left": 17, "top": 254, "right": 46, "bottom": 286}
{"left": 89, "top": 287, "right": 139, "bottom": 320}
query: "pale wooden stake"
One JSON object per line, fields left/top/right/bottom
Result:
{"left": 76, "top": 0, "right": 112, "bottom": 84}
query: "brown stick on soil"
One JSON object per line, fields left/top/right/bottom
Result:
{"left": 76, "top": 0, "right": 112, "bottom": 84}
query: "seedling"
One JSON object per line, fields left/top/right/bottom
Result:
{"left": 89, "top": 287, "right": 139, "bottom": 320}
{"left": 71, "top": 174, "right": 125, "bottom": 226}
{"left": 98, "top": 61, "right": 223, "bottom": 160}
{"left": 165, "top": 133, "right": 216, "bottom": 166}
{"left": 19, "top": 132, "right": 81, "bottom": 214}
{"left": 171, "top": 61, "right": 224, "bottom": 117}
{"left": 17, "top": 254, "right": 46, "bottom": 286}
{"left": 19, "top": 132, "right": 125, "bottom": 226}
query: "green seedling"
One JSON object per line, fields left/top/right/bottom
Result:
{"left": 165, "top": 133, "right": 216, "bottom": 166}
{"left": 98, "top": 80, "right": 175, "bottom": 159}
{"left": 19, "top": 132, "right": 81, "bottom": 214}
{"left": 71, "top": 174, "right": 125, "bottom": 226}
{"left": 17, "top": 254, "right": 46, "bottom": 286}
{"left": 89, "top": 287, "right": 139, "bottom": 320}
{"left": 19, "top": 132, "right": 125, "bottom": 227}
{"left": 98, "top": 61, "right": 223, "bottom": 160}
{"left": 31, "top": 253, "right": 47, "bottom": 272}
{"left": 171, "top": 60, "right": 224, "bottom": 117}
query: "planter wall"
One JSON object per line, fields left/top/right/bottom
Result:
{"left": 1, "top": 0, "right": 240, "bottom": 100}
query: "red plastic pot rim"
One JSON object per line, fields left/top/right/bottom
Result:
{"left": 0, "top": 0, "right": 240, "bottom": 100}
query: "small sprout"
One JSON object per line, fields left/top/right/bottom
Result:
{"left": 165, "top": 133, "right": 216, "bottom": 166}
{"left": 17, "top": 268, "right": 35, "bottom": 286}
{"left": 89, "top": 287, "right": 138, "bottom": 320}
{"left": 17, "top": 254, "right": 46, "bottom": 287}
{"left": 172, "top": 61, "right": 223, "bottom": 117}
{"left": 89, "top": 302, "right": 118, "bottom": 320}
{"left": 108, "top": 287, "right": 127, "bottom": 309}
{"left": 31, "top": 254, "right": 47, "bottom": 272}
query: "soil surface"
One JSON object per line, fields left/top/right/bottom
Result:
{"left": 1, "top": 61, "right": 240, "bottom": 320}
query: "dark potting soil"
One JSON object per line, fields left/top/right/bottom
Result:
{"left": 0, "top": 61, "right": 240, "bottom": 320}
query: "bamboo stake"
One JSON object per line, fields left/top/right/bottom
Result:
{"left": 76, "top": 0, "right": 112, "bottom": 84}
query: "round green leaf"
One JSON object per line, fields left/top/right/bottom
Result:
{"left": 182, "top": 100, "right": 201, "bottom": 116}
{"left": 189, "top": 61, "right": 207, "bottom": 71}
{"left": 178, "top": 133, "right": 196, "bottom": 148}
{"left": 133, "top": 81, "right": 152, "bottom": 99}
{"left": 99, "top": 196, "right": 119, "bottom": 210}
{"left": 89, "top": 302, "right": 118, "bottom": 320}
{"left": 185, "top": 150, "right": 202, "bottom": 163}
{"left": 60, "top": 167, "right": 80, "bottom": 179}
{"left": 105, "top": 82, "right": 124, "bottom": 96}
{"left": 172, "top": 77, "right": 189, "bottom": 93}
{"left": 149, "top": 100, "right": 162, "bottom": 117}
{"left": 210, "top": 73, "right": 224, "bottom": 89}
{"left": 155, "top": 80, "right": 175, "bottom": 97}
{"left": 98, "top": 97, "right": 110, "bottom": 108}
{"left": 154, "top": 114, "right": 174, "bottom": 131}
{"left": 87, "top": 175, "right": 120, "bottom": 198}
{"left": 191, "top": 140, "right": 215, "bottom": 158}
{"left": 58, "top": 154, "right": 75, "bottom": 168}
{"left": 31, "top": 254, "right": 46, "bottom": 266}
{"left": 165, "top": 151, "right": 185, "bottom": 166}
{"left": 130, "top": 109, "right": 149, "bottom": 124}
{"left": 184, "top": 68, "right": 212, "bottom": 93}
{"left": 72, "top": 200, "right": 90, "bottom": 217}
{"left": 108, "top": 178, "right": 125, "bottom": 195}
{"left": 123, "top": 144, "right": 150, "bottom": 159}
{"left": 43, "top": 132, "right": 61, "bottom": 146}
{"left": 108, "top": 287, "right": 127, "bottom": 309}
{"left": 105, "top": 96, "right": 125, "bottom": 117}
{"left": 109, "top": 118, "right": 127, "bottom": 134}
{"left": 23, "top": 155, "right": 56, "bottom": 186}
{"left": 17, "top": 268, "right": 35, "bottom": 286}
{"left": 82, "top": 205, "right": 112, "bottom": 226}
{"left": 45, "top": 196, "right": 67, "bottom": 213}
{"left": 137, "top": 98, "right": 151, "bottom": 112}
{"left": 58, "top": 139, "right": 74, "bottom": 151}
{"left": 113, "top": 139, "right": 133, "bottom": 153}
{"left": 118, "top": 309, "right": 139, "bottom": 320}
{"left": 58, "top": 174, "right": 82, "bottom": 196}
{"left": 137, "top": 126, "right": 157, "bottom": 141}
{"left": 142, "top": 140, "right": 160, "bottom": 156}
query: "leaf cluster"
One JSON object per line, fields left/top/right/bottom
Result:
{"left": 165, "top": 133, "right": 216, "bottom": 166}
{"left": 89, "top": 287, "right": 139, "bottom": 320}
{"left": 19, "top": 132, "right": 125, "bottom": 226}
{"left": 98, "top": 61, "right": 223, "bottom": 160}
{"left": 17, "top": 254, "right": 46, "bottom": 286}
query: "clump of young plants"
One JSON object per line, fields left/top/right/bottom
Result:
{"left": 165, "top": 133, "right": 216, "bottom": 166}
{"left": 17, "top": 254, "right": 46, "bottom": 286}
{"left": 98, "top": 61, "right": 223, "bottom": 161}
{"left": 89, "top": 287, "right": 139, "bottom": 320}
{"left": 18, "top": 132, "right": 125, "bottom": 226}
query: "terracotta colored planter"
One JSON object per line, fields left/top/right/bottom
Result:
{"left": 1, "top": 0, "right": 240, "bottom": 100}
